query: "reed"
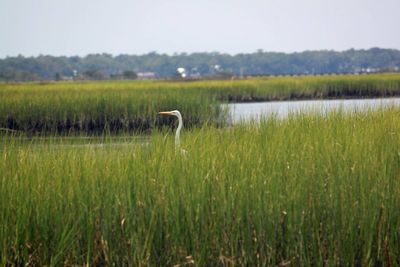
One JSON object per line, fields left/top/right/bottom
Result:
{"left": 1, "top": 108, "right": 399, "bottom": 266}
{"left": 0, "top": 81, "right": 223, "bottom": 134}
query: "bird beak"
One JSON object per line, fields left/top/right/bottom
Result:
{"left": 158, "top": 111, "right": 173, "bottom": 116}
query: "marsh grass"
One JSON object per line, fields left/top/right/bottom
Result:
{"left": 1, "top": 108, "right": 399, "bottom": 266}
{"left": 1, "top": 74, "right": 400, "bottom": 134}
{"left": 0, "top": 81, "right": 224, "bottom": 135}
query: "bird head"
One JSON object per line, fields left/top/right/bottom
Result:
{"left": 158, "top": 110, "right": 181, "bottom": 118}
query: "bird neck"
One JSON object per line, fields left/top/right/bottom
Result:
{"left": 175, "top": 115, "right": 183, "bottom": 150}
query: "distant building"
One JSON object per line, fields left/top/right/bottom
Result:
{"left": 61, "top": 76, "right": 74, "bottom": 81}
{"left": 137, "top": 72, "right": 156, "bottom": 80}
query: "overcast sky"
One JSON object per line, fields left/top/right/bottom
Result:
{"left": 1, "top": 0, "right": 399, "bottom": 58}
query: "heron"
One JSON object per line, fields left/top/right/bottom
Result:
{"left": 158, "top": 110, "right": 187, "bottom": 154}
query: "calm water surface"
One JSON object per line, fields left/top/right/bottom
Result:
{"left": 226, "top": 98, "right": 400, "bottom": 123}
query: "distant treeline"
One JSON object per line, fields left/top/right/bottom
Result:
{"left": 1, "top": 48, "right": 400, "bottom": 81}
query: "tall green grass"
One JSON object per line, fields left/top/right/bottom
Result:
{"left": 0, "top": 81, "right": 223, "bottom": 134}
{"left": 1, "top": 108, "right": 399, "bottom": 266}
{"left": 213, "top": 73, "right": 400, "bottom": 101}
{"left": 1, "top": 74, "right": 400, "bottom": 134}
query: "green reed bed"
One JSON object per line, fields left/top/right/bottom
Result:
{"left": 0, "top": 81, "right": 223, "bottom": 134}
{"left": 1, "top": 74, "right": 400, "bottom": 134}
{"left": 1, "top": 108, "right": 399, "bottom": 266}
{"left": 208, "top": 73, "right": 400, "bottom": 102}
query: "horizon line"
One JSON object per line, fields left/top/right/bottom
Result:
{"left": 1, "top": 46, "right": 399, "bottom": 59}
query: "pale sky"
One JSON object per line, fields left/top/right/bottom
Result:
{"left": 1, "top": 0, "right": 399, "bottom": 58}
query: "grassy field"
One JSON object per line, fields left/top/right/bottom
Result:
{"left": 1, "top": 108, "right": 399, "bottom": 266}
{"left": 1, "top": 73, "right": 400, "bottom": 134}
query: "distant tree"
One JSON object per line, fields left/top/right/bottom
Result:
{"left": 83, "top": 69, "right": 107, "bottom": 80}
{"left": 122, "top": 70, "right": 137, "bottom": 80}
{"left": 1, "top": 48, "right": 400, "bottom": 81}
{"left": 55, "top": 72, "right": 61, "bottom": 81}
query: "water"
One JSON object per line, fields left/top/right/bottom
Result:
{"left": 0, "top": 136, "right": 150, "bottom": 150}
{"left": 226, "top": 98, "right": 400, "bottom": 123}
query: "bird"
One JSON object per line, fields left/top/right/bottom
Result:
{"left": 158, "top": 110, "right": 187, "bottom": 155}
